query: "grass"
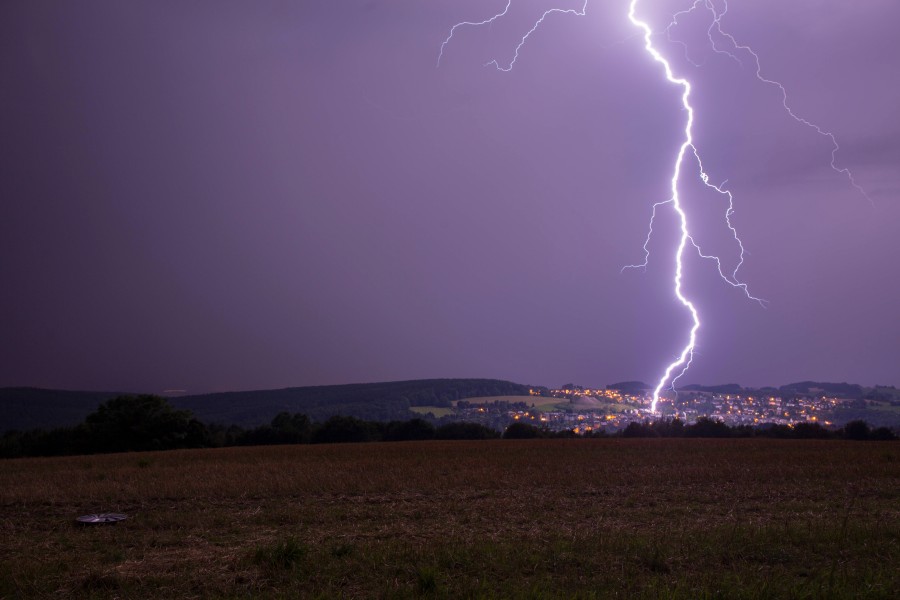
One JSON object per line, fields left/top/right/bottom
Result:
{"left": 0, "top": 439, "right": 897, "bottom": 598}
{"left": 252, "top": 536, "right": 307, "bottom": 572}
{"left": 456, "top": 394, "right": 570, "bottom": 413}
{"left": 452, "top": 395, "right": 537, "bottom": 406}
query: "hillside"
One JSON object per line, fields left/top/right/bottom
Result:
{"left": 0, "top": 379, "right": 531, "bottom": 432}
{"left": 171, "top": 378, "right": 531, "bottom": 426}
{"left": 0, "top": 388, "right": 123, "bottom": 432}
{"left": 4, "top": 379, "right": 898, "bottom": 433}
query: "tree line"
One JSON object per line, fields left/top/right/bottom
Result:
{"left": 617, "top": 417, "right": 897, "bottom": 441}
{"left": 0, "top": 395, "right": 501, "bottom": 458}
{"left": 1, "top": 395, "right": 895, "bottom": 459}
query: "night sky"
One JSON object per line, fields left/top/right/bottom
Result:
{"left": 2, "top": 1, "right": 898, "bottom": 394}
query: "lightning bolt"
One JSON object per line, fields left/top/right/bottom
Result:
{"left": 439, "top": 0, "right": 870, "bottom": 416}
{"left": 626, "top": 0, "right": 702, "bottom": 414}
{"left": 437, "top": 1, "right": 512, "bottom": 68}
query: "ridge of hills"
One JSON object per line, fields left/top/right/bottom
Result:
{"left": 2, "top": 379, "right": 898, "bottom": 433}
{"left": 0, "top": 379, "right": 531, "bottom": 432}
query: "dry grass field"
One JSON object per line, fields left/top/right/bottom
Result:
{"left": 1, "top": 439, "right": 897, "bottom": 598}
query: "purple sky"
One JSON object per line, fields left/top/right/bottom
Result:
{"left": 2, "top": 0, "right": 898, "bottom": 394}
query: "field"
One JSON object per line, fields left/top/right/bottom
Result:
{"left": 1, "top": 440, "right": 897, "bottom": 599}
{"left": 453, "top": 394, "right": 630, "bottom": 414}
{"left": 409, "top": 406, "right": 454, "bottom": 418}
{"left": 457, "top": 395, "right": 564, "bottom": 412}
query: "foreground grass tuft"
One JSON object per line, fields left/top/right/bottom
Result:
{"left": 79, "top": 569, "right": 121, "bottom": 592}
{"left": 252, "top": 536, "right": 308, "bottom": 572}
{"left": 415, "top": 565, "right": 438, "bottom": 594}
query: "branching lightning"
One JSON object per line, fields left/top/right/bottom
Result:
{"left": 438, "top": 1, "right": 588, "bottom": 72}
{"left": 668, "top": 0, "right": 872, "bottom": 205}
{"left": 438, "top": 0, "right": 870, "bottom": 415}
{"left": 665, "top": 0, "right": 742, "bottom": 68}
{"left": 484, "top": 1, "right": 589, "bottom": 72}
{"left": 437, "top": 1, "right": 512, "bottom": 68}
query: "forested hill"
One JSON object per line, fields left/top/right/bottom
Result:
{"left": 171, "top": 379, "right": 531, "bottom": 426}
{"left": 0, "top": 379, "right": 531, "bottom": 432}
{"left": 0, "top": 388, "right": 123, "bottom": 432}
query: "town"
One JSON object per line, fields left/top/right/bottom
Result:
{"left": 437, "top": 384, "right": 870, "bottom": 434}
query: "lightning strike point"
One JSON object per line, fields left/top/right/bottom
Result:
{"left": 627, "top": 0, "right": 702, "bottom": 415}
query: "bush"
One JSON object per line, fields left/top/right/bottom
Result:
{"left": 870, "top": 427, "right": 898, "bottom": 441}
{"left": 312, "top": 415, "right": 379, "bottom": 444}
{"left": 684, "top": 417, "right": 732, "bottom": 438}
{"left": 843, "top": 420, "right": 871, "bottom": 441}
{"left": 384, "top": 418, "right": 436, "bottom": 442}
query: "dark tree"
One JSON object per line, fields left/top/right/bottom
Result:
{"left": 271, "top": 412, "right": 313, "bottom": 444}
{"left": 842, "top": 420, "right": 871, "bottom": 440}
{"left": 684, "top": 418, "right": 731, "bottom": 438}
{"left": 84, "top": 395, "right": 196, "bottom": 453}
{"left": 622, "top": 422, "right": 657, "bottom": 438}
{"left": 503, "top": 422, "right": 543, "bottom": 439}
{"left": 792, "top": 422, "right": 833, "bottom": 439}
{"left": 870, "top": 427, "right": 898, "bottom": 441}
{"left": 553, "top": 429, "right": 579, "bottom": 439}
{"left": 0, "top": 427, "right": 86, "bottom": 458}
{"left": 184, "top": 418, "right": 213, "bottom": 448}
{"left": 651, "top": 418, "right": 685, "bottom": 438}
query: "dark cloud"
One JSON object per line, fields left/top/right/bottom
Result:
{"left": 1, "top": 0, "right": 897, "bottom": 392}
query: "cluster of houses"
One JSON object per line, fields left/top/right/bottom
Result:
{"left": 441, "top": 387, "right": 853, "bottom": 432}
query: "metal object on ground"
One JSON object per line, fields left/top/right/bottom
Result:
{"left": 76, "top": 513, "right": 128, "bottom": 525}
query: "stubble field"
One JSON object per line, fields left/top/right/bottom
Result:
{"left": 1, "top": 439, "right": 897, "bottom": 598}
